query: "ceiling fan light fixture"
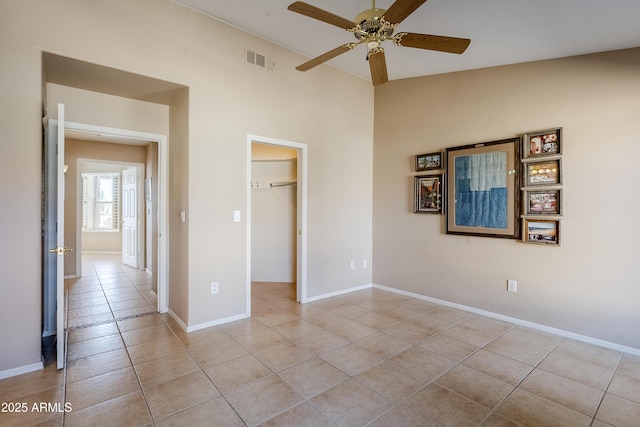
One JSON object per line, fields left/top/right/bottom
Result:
{"left": 288, "top": 0, "right": 470, "bottom": 86}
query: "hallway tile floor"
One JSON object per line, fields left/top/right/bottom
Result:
{"left": 1, "top": 253, "right": 639, "bottom": 426}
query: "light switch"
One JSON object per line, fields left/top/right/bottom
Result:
{"left": 233, "top": 210, "right": 241, "bottom": 222}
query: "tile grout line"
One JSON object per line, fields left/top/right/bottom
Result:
{"left": 365, "top": 320, "right": 519, "bottom": 426}
{"left": 474, "top": 335, "right": 565, "bottom": 427}
{"left": 588, "top": 351, "right": 624, "bottom": 427}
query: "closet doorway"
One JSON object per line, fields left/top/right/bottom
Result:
{"left": 246, "top": 135, "right": 307, "bottom": 315}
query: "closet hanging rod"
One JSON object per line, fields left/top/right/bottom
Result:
{"left": 270, "top": 181, "right": 297, "bottom": 188}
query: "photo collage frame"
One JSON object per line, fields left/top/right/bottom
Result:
{"left": 413, "top": 152, "right": 444, "bottom": 214}
{"left": 520, "top": 128, "right": 563, "bottom": 245}
{"left": 411, "top": 126, "right": 564, "bottom": 246}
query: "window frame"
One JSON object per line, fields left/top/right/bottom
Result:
{"left": 81, "top": 172, "right": 120, "bottom": 232}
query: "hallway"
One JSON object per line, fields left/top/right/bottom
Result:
{"left": 66, "top": 253, "right": 157, "bottom": 330}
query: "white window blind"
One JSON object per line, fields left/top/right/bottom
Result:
{"left": 82, "top": 173, "right": 120, "bottom": 231}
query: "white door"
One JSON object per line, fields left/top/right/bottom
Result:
{"left": 121, "top": 167, "right": 138, "bottom": 268}
{"left": 43, "top": 104, "right": 67, "bottom": 369}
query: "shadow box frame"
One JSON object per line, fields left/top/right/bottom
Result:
{"left": 414, "top": 174, "right": 444, "bottom": 214}
{"left": 522, "top": 218, "right": 561, "bottom": 245}
{"left": 446, "top": 137, "right": 521, "bottom": 239}
{"left": 415, "top": 152, "right": 443, "bottom": 172}
{"left": 523, "top": 188, "right": 562, "bottom": 216}
{"left": 522, "top": 127, "right": 562, "bottom": 159}
{"left": 524, "top": 157, "right": 562, "bottom": 187}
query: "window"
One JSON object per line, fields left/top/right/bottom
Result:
{"left": 82, "top": 173, "right": 120, "bottom": 231}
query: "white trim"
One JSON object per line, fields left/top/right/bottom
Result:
{"left": 0, "top": 362, "right": 43, "bottom": 380}
{"left": 246, "top": 134, "right": 308, "bottom": 311}
{"left": 167, "top": 308, "right": 188, "bottom": 332}
{"left": 64, "top": 122, "right": 169, "bottom": 314}
{"left": 373, "top": 283, "right": 640, "bottom": 356}
{"left": 304, "top": 283, "right": 374, "bottom": 303}
{"left": 186, "top": 313, "right": 249, "bottom": 333}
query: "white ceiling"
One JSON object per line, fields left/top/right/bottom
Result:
{"left": 171, "top": 0, "right": 640, "bottom": 83}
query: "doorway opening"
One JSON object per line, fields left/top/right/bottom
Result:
{"left": 74, "top": 159, "right": 146, "bottom": 277}
{"left": 246, "top": 134, "right": 308, "bottom": 315}
{"left": 63, "top": 122, "right": 169, "bottom": 313}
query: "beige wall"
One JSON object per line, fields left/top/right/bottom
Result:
{"left": 0, "top": 0, "right": 373, "bottom": 373}
{"left": 373, "top": 48, "right": 640, "bottom": 349}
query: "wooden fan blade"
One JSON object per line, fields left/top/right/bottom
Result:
{"left": 368, "top": 48, "right": 389, "bottom": 86}
{"left": 383, "top": 0, "right": 427, "bottom": 25}
{"left": 395, "top": 32, "right": 470, "bottom": 54}
{"left": 288, "top": 2, "right": 355, "bottom": 30}
{"left": 296, "top": 44, "right": 355, "bottom": 71}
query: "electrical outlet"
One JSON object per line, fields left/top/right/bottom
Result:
{"left": 363, "top": 260, "right": 368, "bottom": 268}
{"left": 350, "top": 261, "right": 355, "bottom": 270}
{"left": 507, "top": 279, "right": 517, "bottom": 293}
{"left": 211, "top": 282, "right": 219, "bottom": 294}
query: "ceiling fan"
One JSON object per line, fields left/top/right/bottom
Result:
{"left": 287, "top": 0, "right": 470, "bottom": 85}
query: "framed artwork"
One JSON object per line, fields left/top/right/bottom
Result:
{"left": 523, "top": 218, "right": 560, "bottom": 245}
{"left": 416, "top": 152, "right": 443, "bottom": 172}
{"left": 524, "top": 158, "right": 561, "bottom": 186}
{"left": 524, "top": 188, "right": 562, "bottom": 215}
{"left": 414, "top": 174, "right": 443, "bottom": 214}
{"left": 523, "top": 128, "right": 561, "bottom": 158}
{"left": 446, "top": 138, "right": 520, "bottom": 239}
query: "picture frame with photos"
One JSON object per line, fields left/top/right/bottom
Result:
{"left": 524, "top": 158, "right": 562, "bottom": 187}
{"left": 523, "top": 128, "right": 561, "bottom": 159}
{"left": 523, "top": 188, "right": 562, "bottom": 216}
{"left": 416, "top": 152, "right": 443, "bottom": 172}
{"left": 523, "top": 218, "right": 560, "bottom": 245}
{"left": 414, "top": 174, "right": 443, "bottom": 214}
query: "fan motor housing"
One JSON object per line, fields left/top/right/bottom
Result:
{"left": 353, "top": 8, "right": 394, "bottom": 42}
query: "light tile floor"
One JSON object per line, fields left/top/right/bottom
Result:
{"left": 1, "top": 253, "right": 639, "bottom": 426}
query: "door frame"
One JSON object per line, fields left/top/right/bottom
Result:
{"left": 65, "top": 121, "right": 169, "bottom": 313}
{"left": 75, "top": 159, "right": 145, "bottom": 274}
{"left": 246, "top": 134, "right": 308, "bottom": 315}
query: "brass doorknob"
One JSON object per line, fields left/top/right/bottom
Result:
{"left": 48, "top": 246, "right": 73, "bottom": 255}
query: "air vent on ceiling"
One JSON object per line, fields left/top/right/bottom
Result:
{"left": 246, "top": 49, "right": 275, "bottom": 71}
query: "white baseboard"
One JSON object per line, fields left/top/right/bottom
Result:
{"left": 303, "top": 283, "right": 373, "bottom": 303}
{"left": 166, "top": 308, "right": 188, "bottom": 332}
{"left": 0, "top": 361, "right": 43, "bottom": 380}
{"left": 186, "top": 313, "right": 249, "bottom": 333}
{"left": 373, "top": 283, "right": 640, "bottom": 356}
{"left": 166, "top": 308, "right": 250, "bottom": 334}
{"left": 169, "top": 284, "right": 374, "bottom": 334}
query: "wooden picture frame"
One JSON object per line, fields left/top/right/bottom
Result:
{"left": 414, "top": 174, "right": 443, "bottom": 214}
{"left": 416, "top": 152, "right": 443, "bottom": 172}
{"left": 523, "top": 188, "right": 562, "bottom": 216}
{"left": 446, "top": 138, "right": 520, "bottom": 239}
{"left": 523, "top": 128, "right": 561, "bottom": 159}
{"left": 524, "top": 158, "right": 562, "bottom": 187}
{"left": 523, "top": 218, "right": 560, "bottom": 245}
